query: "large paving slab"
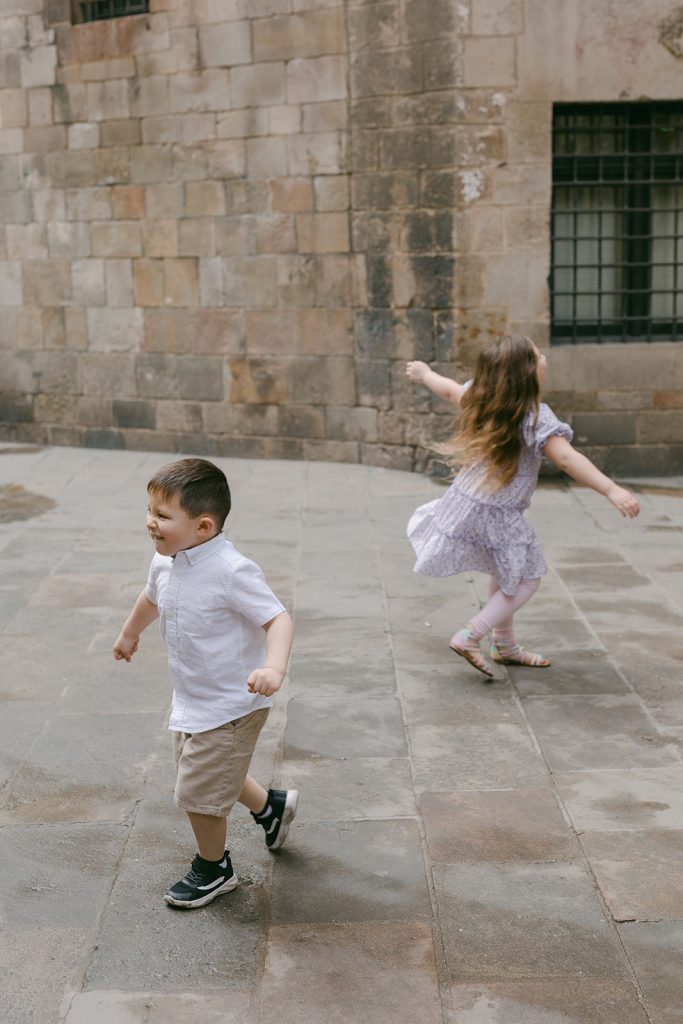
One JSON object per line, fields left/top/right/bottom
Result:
{"left": 0, "top": 445, "right": 681, "bottom": 1023}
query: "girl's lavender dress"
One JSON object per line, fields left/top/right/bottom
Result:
{"left": 407, "top": 400, "right": 573, "bottom": 596}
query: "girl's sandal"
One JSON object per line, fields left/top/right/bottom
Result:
{"left": 490, "top": 641, "right": 550, "bottom": 668}
{"left": 449, "top": 626, "right": 495, "bottom": 679}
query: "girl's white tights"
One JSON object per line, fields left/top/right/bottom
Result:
{"left": 468, "top": 577, "right": 540, "bottom": 640}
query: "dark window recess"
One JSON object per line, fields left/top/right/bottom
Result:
{"left": 77, "top": 0, "right": 149, "bottom": 22}
{"left": 551, "top": 102, "right": 683, "bottom": 344}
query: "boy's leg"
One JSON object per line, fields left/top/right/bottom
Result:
{"left": 187, "top": 811, "right": 227, "bottom": 862}
{"left": 238, "top": 774, "right": 268, "bottom": 814}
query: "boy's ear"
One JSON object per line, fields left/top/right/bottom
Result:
{"left": 197, "top": 515, "right": 218, "bottom": 535}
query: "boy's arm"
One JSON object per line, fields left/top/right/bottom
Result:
{"left": 543, "top": 436, "right": 640, "bottom": 518}
{"left": 247, "top": 610, "right": 293, "bottom": 697}
{"left": 113, "top": 588, "right": 159, "bottom": 662}
{"left": 406, "top": 360, "right": 466, "bottom": 406}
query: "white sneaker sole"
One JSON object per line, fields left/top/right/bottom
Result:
{"left": 163, "top": 873, "right": 239, "bottom": 909}
{"left": 269, "top": 790, "right": 299, "bottom": 851}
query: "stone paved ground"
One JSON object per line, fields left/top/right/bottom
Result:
{"left": 1, "top": 443, "right": 682, "bottom": 1024}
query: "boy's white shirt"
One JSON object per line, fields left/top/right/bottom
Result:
{"left": 146, "top": 532, "right": 285, "bottom": 733}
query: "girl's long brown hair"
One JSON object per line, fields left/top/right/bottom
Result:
{"left": 441, "top": 335, "right": 540, "bottom": 490}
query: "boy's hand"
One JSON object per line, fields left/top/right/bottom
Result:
{"left": 247, "top": 667, "right": 283, "bottom": 697}
{"left": 113, "top": 631, "right": 139, "bottom": 662}
{"left": 406, "top": 360, "right": 430, "bottom": 383}
{"left": 606, "top": 483, "right": 640, "bottom": 518}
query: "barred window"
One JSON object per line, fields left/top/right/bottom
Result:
{"left": 551, "top": 102, "right": 683, "bottom": 344}
{"left": 76, "top": 0, "right": 149, "bottom": 22}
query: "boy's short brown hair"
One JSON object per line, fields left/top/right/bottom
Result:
{"left": 148, "top": 458, "right": 231, "bottom": 529}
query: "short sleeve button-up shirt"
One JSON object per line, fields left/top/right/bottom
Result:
{"left": 146, "top": 533, "right": 285, "bottom": 733}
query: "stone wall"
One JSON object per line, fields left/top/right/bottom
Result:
{"left": 0, "top": 0, "right": 682, "bottom": 473}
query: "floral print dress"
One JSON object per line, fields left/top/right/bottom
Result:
{"left": 407, "top": 399, "right": 573, "bottom": 596}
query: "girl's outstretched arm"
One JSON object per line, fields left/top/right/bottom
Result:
{"left": 543, "top": 436, "right": 640, "bottom": 518}
{"left": 406, "top": 360, "right": 465, "bottom": 405}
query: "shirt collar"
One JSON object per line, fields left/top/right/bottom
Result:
{"left": 177, "top": 532, "right": 225, "bottom": 566}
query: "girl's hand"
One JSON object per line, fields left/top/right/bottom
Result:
{"left": 605, "top": 484, "right": 640, "bottom": 518}
{"left": 406, "top": 360, "right": 430, "bottom": 383}
{"left": 113, "top": 631, "right": 139, "bottom": 662}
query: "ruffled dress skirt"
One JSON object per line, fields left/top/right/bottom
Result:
{"left": 407, "top": 484, "right": 547, "bottom": 596}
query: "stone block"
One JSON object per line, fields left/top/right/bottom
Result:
{"left": 222, "top": 255, "right": 279, "bottom": 307}
{"left": 65, "top": 187, "right": 111, "bottom": 221}
{"left": 92, "top": 221, "right": 143, "bottom": 258}
{"left": 141, "top": 114, "right": 182, "bottom": 144}
{"left": 256, "top": 215, "right": 296, "bottom": 254}
{"left": 178, "top": 219, "right": 216, "bottom": 257}
{"left": 130, "top": 144, "right": 172, "bottom": 184}
{"left": 287, "top": 56, "right": 346, "bottom": 104}
{"left": 653, "top": 389, "right": 683, "bottom": 409}
{"left": 0, "top": 393, "right": 33, "bottom": 423}
{"left": 180, "top": 112, "right": 215, "bottom": 142}
{"left": 353, "top": 172, "right": 419, "bottom": 210}
{"left": 205, "top": 139, "right": 246, "bottom": 179}
{"left": 355, "top": 358, "right": 391, "bottom": 409}
{"left": 304, "top": 100, "right": 347, "bottom": 139}
{"left": 105, "top": 260, "right": 133, "bottom": 306}
{"left": 0, "top": 128, "right": 23, "bottom": 155}
{"left": 481, "top": 251, "right": 548, "bottom": 318}
{"left": 92, "top": 146, "right": 130, "bottom": 186}
{"left": 314, "top": 174, "right": 349, "bottom": 211}
{"left": 68, "top": 122, "right": 99, "bottom": 149}
{"left": 184, "top": 180, "right": 226, "bottom": 217}
{"left": 100, "top": 119, "right": 141, "bottom": 147}
{"left": 23, "top": 125, "right": 66, "bottom": 152}
{"left": 361, "top": 441, "right": 413, "bottom": 470}
{"left": 169, "top": 70, "right": 231, "bottom": 114}
{"left": 86, "top": 307, "right": 143, "bottom": 352}
{"left": 268, "top": 104, "right": 301, "bottom": 135}
{"left": 198, "top": 256, "right": 224, "bottom": 306}
{"left": 348, "top": 2, "right": 401, "bottom": 50}
{"left": 142, "top": 219, "right": 178, "bottom": 258}
{"left": 22, "top": 260, "right": 70, "bottom": 305}
{"left": 133, "top": 259, "right": 165, "bottom": 306}
{"left": 80, "top": 353, "right": 135, "bottom": 396}
{"left": 351, "top": 48, "right": 421, "bottom": 99}
{"left": 164, "top": 258, "right": 200, "bottom": 306}
{"left": 155, "top": 399, "right": 203, "bottom": 432}
{"left": 0, "top": 52, "right": 21, "bottom": 90}
{"left": 297, "top": 212, "right": 349, "bottom": 252}
{"left": 463, "top": 36, "right": 516, "bottom": 87}
{"left": 71, "top": 259, "right": 105, "bottom": 305}
{"left": 0, "top": 18, "right": 28, "bottom": 49}
{"left": 229, "top": 356, "right": 288, "bottom": 403}
{"left": 472, "top": 0, "right": 524, "bottom": 35}
{"left": 199, "top": 20, "right": 251, "bottom": 67}
{"left": 143, "top": 308, "right": 188, "bottom": 353}
{"left": 216, "top": 107, "right": 269, "bottom": 138}
{"left": 246, "top": 309, "right": 299, "bottom": 354}
{"left": 253, "top": 9, "right": 346, "bottom": 62}
{"left": 287, "top": 131, "right": 345, "bottom": 176}
{"left": 6, "top": 225, "right": 47, "bottom": 260}
{"left": 277, "top": 403, "right": 325, "bottom": 438}
{"left": 136, "top": 353, "right": 225, "bottom": 400}
{"left": 314, "top": 252, "right": 353, "bottom": 306}
{"left": 111, "top": 185, "right": 145, "bottom": 220}
{"left": 230, "top": 62, "right": 286, "bottom": 109}
{"left": 270, "top": 177, "right": 313, "bottom": 213}
{"left": 112, "top": 399, "right": 156, "bottom": 429}
{"left": 288, "top": 355, "right": 355, "bottom": 405}
{"left": 506, "top": 101, "right": 552, "bottom": 163}
{"left": 325, "top": 405, "right": 378, "bottom": 441}
{"left": 299, "top": 308, "right": 352, "bottom": 355}
{"left": 80, "top": 57, "right": 136, "bottom": 83}
{"left": 20, "top": 46, "right": 57, "bottom": 89}
{"left": 247, "top": 137, "right": 288, "bottom": 178}
{"left": 84, "top": 80, "right": 130, "bottom": 122}
{"left": 28, "top": 87, "right": 53, "bottom": 127}
{"left": 145, "top": 183, "right": 184, "bottom": 219}
{"left": 187, "top": 308, "right": 245, "bottom": 354}
{"left": 0, "top": 90, "right": 27, "bottom": 129}
{"left": 423, "top": 38, "right": 462, "bottom": 91}
{"left": 64, "top": 307, "right": 88, "bottom": 349}
{"left": 637, "top": 411, "right": 683, "bottom": 445}
{"left": 216, "top": 216, "right": 257, "bottom": 255}
{"left": 403, "top": 0, "right": 456, "bottom": 40}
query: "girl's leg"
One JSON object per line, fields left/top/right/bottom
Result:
{"left": 450, "top": 578, "right": 548, "bottom": 674}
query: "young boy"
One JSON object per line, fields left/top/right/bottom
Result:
{"left": 113, "top": 457, "right": 297, "bottom": 909}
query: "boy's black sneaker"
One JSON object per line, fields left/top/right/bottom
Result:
{"left": 251, "top": 788, "right": 298, "bottom": 850}
{"left": 163, "top": 851, "right": 238, "bottom": 909}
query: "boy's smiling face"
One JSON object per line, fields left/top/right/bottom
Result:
{"left": 146, "top": 489, "right": 217, "bottom": 557}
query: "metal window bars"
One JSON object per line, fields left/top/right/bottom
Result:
{"left": 78, "top": 0, "right": 148, "bottom": 22}
{"left": 550, "top": 102, "right": 683, "bottom": 344}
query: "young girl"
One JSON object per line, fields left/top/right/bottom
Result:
{"left": 406, "top": 335, "right": 640, "bottom": 677}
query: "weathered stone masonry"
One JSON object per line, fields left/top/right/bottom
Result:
{"left": 0, "top": 0, "right": 682, "bottom": 473}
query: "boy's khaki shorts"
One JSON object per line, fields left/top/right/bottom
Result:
{"left": 173, "top": 707, "right": 269, "bottom": 816}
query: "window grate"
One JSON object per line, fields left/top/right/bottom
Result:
{"left": 78, "top": 0, "right": 148, "bottom": 22}
{"left": 550, "top": 102, "right": 683, "bottom": 344}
